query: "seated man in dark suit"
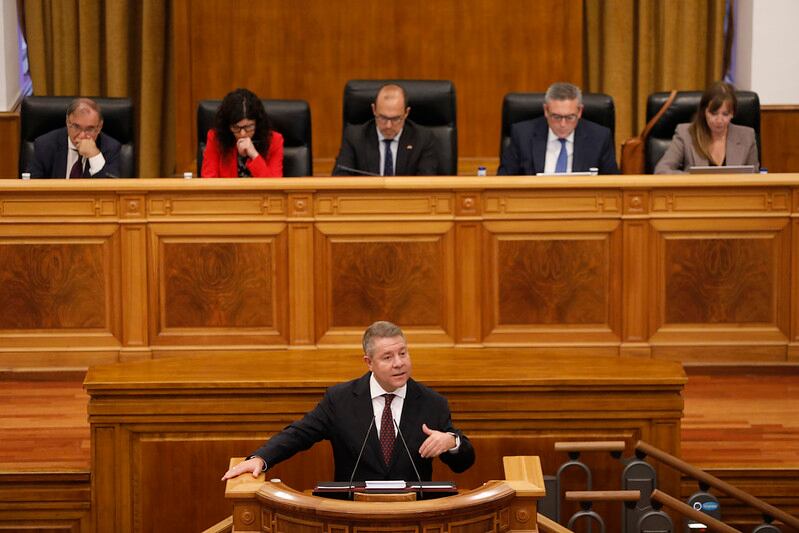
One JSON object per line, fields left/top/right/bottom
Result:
{"left": 332, "top": 84, "right": 439, "bottom": 176}
{"left": 498, "top": 82, "right": 619, "bottom": 175}
{"left": 222, "top": 321, "right": 475, "bottom": 483}
{"left": 29, "top": 98, "right": 121, "bottom": 178}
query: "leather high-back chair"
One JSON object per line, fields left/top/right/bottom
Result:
{"left": 341, "top": 80, "right": 457, "bottom": 175}
{"left": 20, "top": 96, "right": 136, "bottom": 177}
{"left": 499, "top": 92, "right": 616, "bottom": 161}
{"left": 197, "top": 99, "right": 312, "bottom": 177}
{"left": 645, "top": 90, "right": 761, "bottom": 173}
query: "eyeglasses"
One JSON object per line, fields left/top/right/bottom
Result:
{"left": 548, "top": 113, "right": 579, "bottom": 123}
{"left": 67, "top": 122, "right": 101, "bottom": 135}
{"left": 375, "top": 114, "right": 404, "bottom": 125}
{"left": 230, "top": 123, "right": 256, "bottom": 133}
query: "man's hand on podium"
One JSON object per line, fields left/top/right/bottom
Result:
{"left": 418, "top": 423, "right": 458, "bottom": 458}
{"left": 221, "top": 456, "right": 265, "bottom": 481}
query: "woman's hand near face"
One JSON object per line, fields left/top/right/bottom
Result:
{"left": 236, "top": 137, "right": 259, "bottom": 159}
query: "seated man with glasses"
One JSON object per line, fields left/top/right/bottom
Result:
{"left": 29, "top": 98, "right": 121, "bottom": 178}
{"left": 332, "top": 83, "right": 439, "bottom": 176}
{"left": 498, "top": 82, "right": 618, "bottom": 175}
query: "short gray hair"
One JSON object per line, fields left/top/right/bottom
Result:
{"left": 362, "top": 321, "right": 405, "bottom": 356}
{"left": 545, "top": 82, "right": 583, "bottom": 106}
{"left": 66, "top": 98, "right": 103, "bottom": 121}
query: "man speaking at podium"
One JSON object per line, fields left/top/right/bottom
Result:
{"left": 222, "top": 321, "right": 475, "bottom": 483}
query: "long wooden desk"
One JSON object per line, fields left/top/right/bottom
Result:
{"left": 84, "top": 349, "right": 685, "bottom": 533}
{"left": 1, "top": 175, "right": 798, "bottom": 367}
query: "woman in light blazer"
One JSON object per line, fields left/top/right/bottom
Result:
{"left": 655, "top": 81, "right": 758, "bottom": 174}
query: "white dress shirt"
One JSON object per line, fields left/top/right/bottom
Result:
{"left": 543, "top": 129, "right": 575, "bottom": 173}
{"left": 376, "top": 127, "right": 402, "bottom": 176}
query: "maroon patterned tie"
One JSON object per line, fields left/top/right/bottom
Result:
{"left": 379, "top": 394, "right": 396, "bottom": 465}
{"left": 69, "top": 152, "right": 85, "bottom": 178}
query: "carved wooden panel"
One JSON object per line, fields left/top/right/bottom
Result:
{"left": 650, "top": 218, "right": 791, "bottom": 352}
{"left": 482, "top": 220, "right": 621, "bottom": 343}
{"left": 665, "top": 238, "right": 772, "bottom": 323}
{"left": 162, "top": 241, "right": 273, "bottom": 328}
{"left": 315, "top": 222, "right": 455, "bottom": 345}
{"left": 497, "top": 238, "right": 608, "bottom": 324}
{"left": 329, "top": 240, "right": 442, "bottom": 327}
{"left": 150, "top": 222, "right": 289, "bottom": 345}
{"left": 0, "top": 243, "right": 107, "bottom": 329}
{"left": 274, "top": 514, "right": 325, "bottom": 532}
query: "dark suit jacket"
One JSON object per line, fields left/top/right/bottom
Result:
{"left": 252, "top": 373, "right": 475, "bottom": 482}
{"left": 332, "top": 120, "right": 439, "bottom": 176}
{"left": 28, "top": 127, "right": 122, "bottom": 178}
{"left": 498, "top": 116, "right": 619, "bottom": 175}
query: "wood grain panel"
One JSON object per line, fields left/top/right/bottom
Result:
{"left": 482, "top": 219, "right": 621, "bottom": 344}
{"left": 329, "top": 240, "right": 443, "bottom": 327}
{"left": 149, "top": 221, "right": 289, "bottom": 346}
{"left": 163, "top": 241, "right": 274, "bottom": 328}
{"left": 0, "top": 243, "right": 107, "bottom": 329}
{"left": 315, "top": 221, "right": 455, "bottom": 345}
{"left": 0, "top": 112, "right": 19, "bottom": 179}
{"left": 761, "top": 105, "right": 799, "bottom": 173}
{"left": 172, "top": 0, "right": 584, "bottom": 173}
{"left": 665, "top": 238, "right": 772, "bottom": 323}
{"left": 497, "top": 238, "right": 608, "bottom": 324}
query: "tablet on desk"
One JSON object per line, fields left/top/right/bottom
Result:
{"left": 687, "top": 165, "right": 756, "bottom": 174}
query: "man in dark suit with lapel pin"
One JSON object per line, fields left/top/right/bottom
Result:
{"left": 332, "top": 84, "right": 440, "bottom": 176}
{"left": 498, "top": 82, "right": 619, "bottom": 176}
{"left": 28, "top": 98, "right": 122, "bottom": 178}
{"left": 222, "top": 321, "right": 474, "bottom": 483}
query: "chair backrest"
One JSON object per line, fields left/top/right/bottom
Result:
{"left": 20, "top": 96, "right": 136, "bottom": 177}
{"left": 500, "top": 92, "right": 616, "bottom": 160}
{"left": 645, "top": 90, "right": 761, "bottom": 173}
{"left": 342, "top": 79, "right": 457, "bottom": 175}
{"left": 197, "top": 99, "right": 312, "bottom": 177}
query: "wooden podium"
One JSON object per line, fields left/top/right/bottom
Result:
{"left": 223, "top": 456, "right": 546, "bottom": 533}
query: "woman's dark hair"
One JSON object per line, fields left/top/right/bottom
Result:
{"left": 690, "top": 81, "right": 737, "bottom": 162}
{"left": 214, "top": 88, "right": 272, "bottom": 156}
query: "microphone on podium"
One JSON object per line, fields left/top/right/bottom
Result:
{"left": 346, "top": 415, "right": 376, "bottom": 498}
{"left": 334, "top": 164, "right": 381, "bottom": 177}
{"left": 393, "top": 418, "right": 424, "bottom": 500}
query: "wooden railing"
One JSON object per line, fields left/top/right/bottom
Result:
{"left": 637, "top": 440, "right": 799, "bottom": 530}
{"left": 650, "top": 490, "right": 741, "bottom": 533}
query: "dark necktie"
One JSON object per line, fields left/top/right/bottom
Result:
{"left": 555, "top": 138, "right": 568, "bottom": 173}
{"left": 383, "top": 139, "right": 394, "bottom": 176}
{"left": 237, "top": 155, "right": 252, "bottom": 177}
{"left": 379, "top": 393, "right": 396, "bottom": 465}
{"left": 70, "top": 151, "right": 87, "bottom": 178}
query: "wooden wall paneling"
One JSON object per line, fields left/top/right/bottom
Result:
{"left": 288, "top": 224, "right": 315, "bottom": 346}
{"left": 173, "top": 1, "right": 584, "bottom": 173}
{"left": 0, "top": 222, "right": 122, "bottom": 354}
{"left": 147, "top": 220, "right": 289, "bottom": 348}
{"left": 621, "top": 190, "right": 651, "bottom": 357}
{"left": 171, "top": 0, "right": 194, "bottom": 174}
{"left": 0, "top": 473, "right": 91, "bottom": 533}
{"left": 761, "top": 106, "right": 799, "bottom": 173}
{"left": 314, "top": 218, "right": 456, "bottom": 347}
{"left": 0, "top": 112, "right": 20, "bottom": 179}
{"left": 119, "top": 195, "right": 149, "bottom": 361}
{"left": 649, "top": 216, "right": 791, "bottom": 362}
{"left": 92, "top": 426, "right": 116, "bottom": 533}
{"left": 481, "top": 218, "right": 623, "bottom": 346}
{"left": 454, "top": 213, "right": 482, "bottom": 345}
{"left": 792, "top": 199, "right": 799, "bottom": 360}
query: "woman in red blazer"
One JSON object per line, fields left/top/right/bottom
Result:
{"left": 201, "top": 88, "right": 284, "bottom": 177}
